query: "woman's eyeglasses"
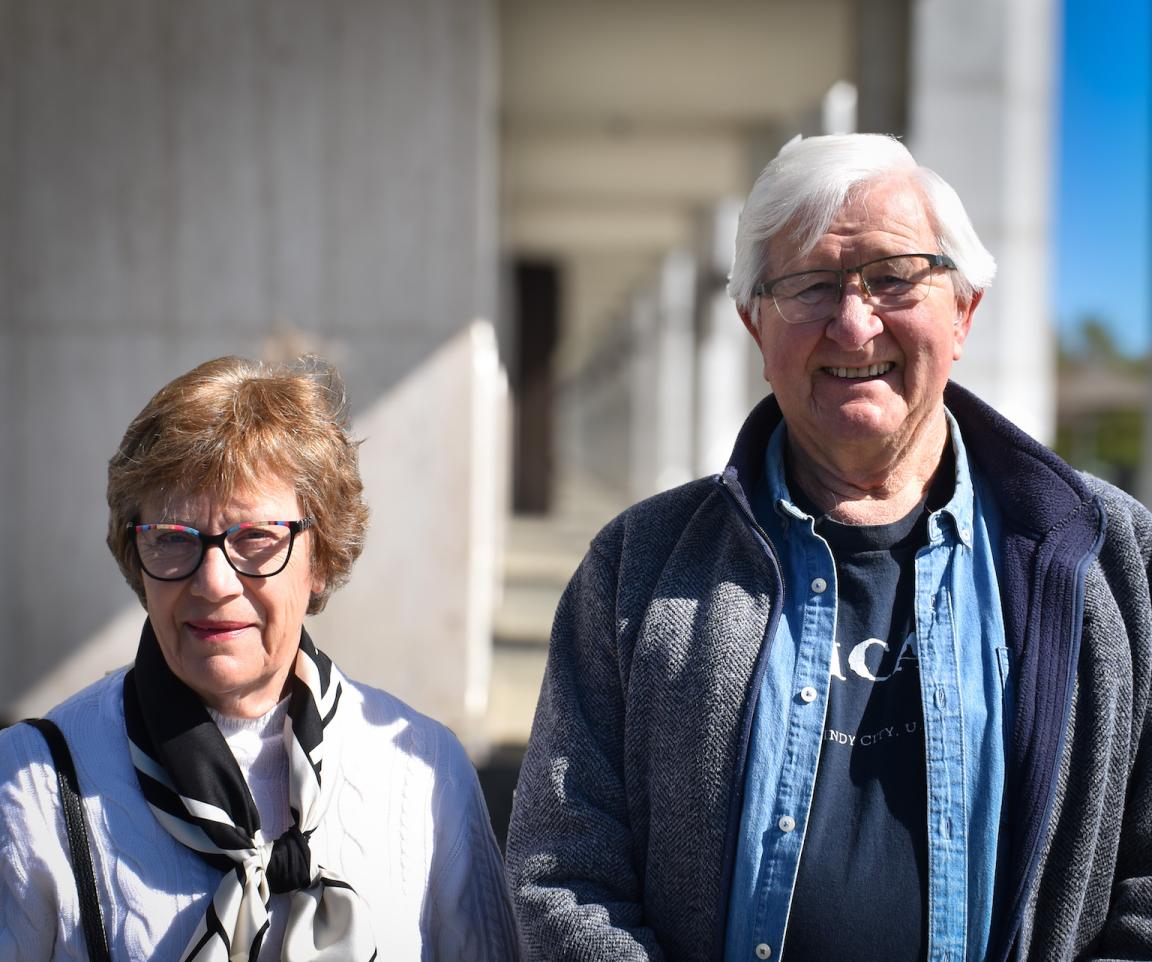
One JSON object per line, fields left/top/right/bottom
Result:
{"left": 128, "top": 518, "right": 314, "bottom": 581}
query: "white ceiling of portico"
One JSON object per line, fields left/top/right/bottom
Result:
{"left": 498, "top": 0, "right": 855, "bottom": 371}
{"left": 502, "top": 0, "right": 852, "bottom": 130}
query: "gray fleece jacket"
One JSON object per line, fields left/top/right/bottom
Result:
{"left": 505, "top": 383, "right": 1152, "bottom": 962}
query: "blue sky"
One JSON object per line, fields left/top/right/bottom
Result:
{"left": 1054, "top": 0, "right": 1151, "bottom": 356}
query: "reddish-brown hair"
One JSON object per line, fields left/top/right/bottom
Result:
{"left": 107, "top": 355, "right": 369, "bottom": 614}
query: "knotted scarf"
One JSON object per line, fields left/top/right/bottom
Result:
{"left": 123, "top": 620, "right": 378, "bottom": 961}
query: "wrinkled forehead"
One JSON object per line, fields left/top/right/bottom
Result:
{"left": 769, "top": 175, "right": 937, "bottom": 270}
{"left": 840, "top": 176, "right": 933, "bottom": 227}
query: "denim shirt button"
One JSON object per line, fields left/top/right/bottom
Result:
{"left": 811, "top": 577, "right": 828, "bottom": 593}
{"left": 755, "top": 944, "right": 772, "bottom": 959}
{"left": 799, "top": 686, "right": 818, "bottom": 703}
{"left": 777, "top": 815, "right": 796, "bottom": 833}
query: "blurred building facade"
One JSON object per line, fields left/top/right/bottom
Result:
{"left": 3, "top": 0, "right": 1058, "bottom": 755}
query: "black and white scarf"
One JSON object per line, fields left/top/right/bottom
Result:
{"left": 123, "top": 620, "right": 378, "bottom": 961}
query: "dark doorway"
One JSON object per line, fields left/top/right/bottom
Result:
{"left": 511, "top": 260, "right": 560, "bottom": 514}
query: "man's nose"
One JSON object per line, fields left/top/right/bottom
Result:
{"left": 825, "top": 276, "right": 883, "bottom": 348}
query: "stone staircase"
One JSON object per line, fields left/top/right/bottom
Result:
{"left": 485, "top": 475, "right": 628, "bottom": 748}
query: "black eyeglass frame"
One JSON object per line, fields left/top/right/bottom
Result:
{"left": 752, "top": 252, "right": 957, "bottom": 323}
{"left": 128, "top": 517, "right": 315, "bottom": 582}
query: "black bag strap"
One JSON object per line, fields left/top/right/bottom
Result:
{"left": 23, "top": 717, "right": 112, "bottom": 962}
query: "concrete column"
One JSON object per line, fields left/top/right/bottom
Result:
{"left": 654, "top": 250, "right": 698, "bottom": 492}
{"left": 629, "top": 290, "right": 661, "bottom": 501}
{"left": 695, "top": 199, "right": 752, "bottom": 475}
{"left": 908, "top": 0, "right": 1057, "bottom": 442}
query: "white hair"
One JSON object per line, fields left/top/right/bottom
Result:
{"left": 727, "top": 133, "right": 997, "bottom": 314}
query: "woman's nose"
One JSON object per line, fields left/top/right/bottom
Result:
{"left": 190, "top": 543, "right": 243, "bottom": 599}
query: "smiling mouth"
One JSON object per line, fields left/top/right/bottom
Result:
{"left": 823, "top": 362, "right": 894, "bottom": 379}
{"left": 186, "top": 621, "right": 252, "bottom": 640}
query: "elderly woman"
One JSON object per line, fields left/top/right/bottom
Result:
{"left": 0, "top": 355, "right": 519, "bottom": 961}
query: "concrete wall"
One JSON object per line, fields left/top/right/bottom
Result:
{"left": 1, "top": 0, "right": 499, "bottom": 722}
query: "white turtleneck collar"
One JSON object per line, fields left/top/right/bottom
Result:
{"left": 206, "top": 698, "right": 292, "bottom": 837}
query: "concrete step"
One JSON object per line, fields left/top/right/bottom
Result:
{"left": 494, "top": 580, "right": 564, "bottom": 646}
{"left": 486, "top": 642, "right": 549, "bottom": 747}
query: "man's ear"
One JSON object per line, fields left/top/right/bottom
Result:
{"left": 738, "top": 302, "right": 764, "bottom": 349}
{"left": 952, "top": 290, "right": 982, "bottom": 360}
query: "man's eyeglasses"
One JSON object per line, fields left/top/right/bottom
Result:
{"left": 753, "top": 253, "right": 957, "bottom": 325}
{"left": 129, "top": 518, "right": 314, "bottom": 581}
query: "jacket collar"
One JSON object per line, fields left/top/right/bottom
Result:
{"left": 721, "top": 393, "right": 782, "bottom": 512}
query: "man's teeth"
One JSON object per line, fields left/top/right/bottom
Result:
{"left": 826, "top": 363, "right": 894, "bottom": 379}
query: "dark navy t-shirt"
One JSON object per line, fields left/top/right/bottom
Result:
{"left": 780, "top": 483, "right": 942, "bottom": 962}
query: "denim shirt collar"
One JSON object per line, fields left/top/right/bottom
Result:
{"left": 762, "top": 408, "right": 975, "bottom": 548}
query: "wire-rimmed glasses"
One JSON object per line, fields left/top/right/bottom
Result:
{"left": 753, "top": 253, "right": 957, "bottom": 325}
{"left": 129, "top": 518, "right": 314, "bottom": 581}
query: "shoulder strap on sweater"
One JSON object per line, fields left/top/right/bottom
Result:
{"left": 23, "top": 717, "right": 112, "bottom": 962}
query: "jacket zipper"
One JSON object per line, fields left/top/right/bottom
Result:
{"left": 994, "top": 500, "right": 1107, "bottom": 962}
{"left": 713, "top": 474, "right": 789, "bottom": 959}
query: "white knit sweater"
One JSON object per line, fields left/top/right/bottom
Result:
{"left": 0, "top": 667, "right": 519, "bottom": 961}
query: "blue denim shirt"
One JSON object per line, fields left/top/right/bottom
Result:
{"left": 724, "top": 412, "right": 1010, "bottom": 962}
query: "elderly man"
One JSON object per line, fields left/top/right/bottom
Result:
{"left": 504, "top": 133, "right": 1152, "bottom": 962}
